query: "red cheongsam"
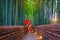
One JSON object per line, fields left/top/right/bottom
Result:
{"left": 24, "top": 20, "right": 31, "bottom": 32}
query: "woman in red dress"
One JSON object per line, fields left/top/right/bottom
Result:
{"left": 24, "top": 20, "right": 31, "bottom": 33}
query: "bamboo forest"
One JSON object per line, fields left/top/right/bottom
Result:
{"left": 0, "top": 0, "right": 60, "bottom": 26}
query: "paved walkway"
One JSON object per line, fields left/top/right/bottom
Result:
{"left": 22, "top": 33, "right": 40, "bottom": 40}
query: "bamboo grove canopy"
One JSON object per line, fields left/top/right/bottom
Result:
{"left": 0, "top": 0, "right": 60, "bottom": 26}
